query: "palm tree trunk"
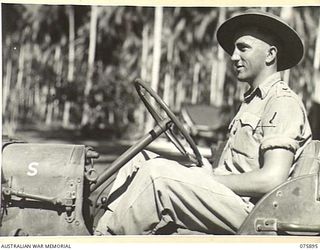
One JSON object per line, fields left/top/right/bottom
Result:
{"left": 191, "top": 62, "right": 201, "bottom": 104}
{"left": 9, "top": 44, "right": 26, "bottom": 132}
{"left": 67, "top": 7, "right": 75, "bottom": 83}
{"left": 210, "top": 58, "right": 217, "bottom": 105}
{"left": 151, "top": 7, "right": 163, "bottom": 95}
{"left": 33, "top": 43, "right": 43, "bottom": 117}
{"left": 210, "top": 7, "right": 226, "bottom": 106}
{"left": 16, "top": 45, "right": 25, "bottom": 93}
{"left": 63, "top": 6, "right": 75, "bottom": 128}
{"left": 24, "top": 43, "right": 33, "bottom": 121}
{"left": 163, "top": 73, "right": 171, "bottom": 105}
{"left": 135, "top": 24, "right": 150, "bottom": 132}
{"left": 54, "top": 43, "right": 63, "bottom": 121}
{"left": 81, "top": 5, "right": 99, "bottom": 127}
{"left": 34, "top": 80, "right": 40, "bottom": 116}
{"left": 144, "top": 6, "right": 163, "bottom": 133}
{"left": 216, "top": 46, "right": 227, "bottom": 106}
{"left": 3, "top": 58, "right": 12, "bottom": 113}
{"left": 163, "top": 36, "right": 174, "bottom": 106}
{"left": 45, "top": 96, "right": 54, "bottom": 125}
{"left": 141, "top": 24, "right": 150, "bottom": 81}
{"left": 280, "top": 7, "right": 293, "bottom": 84}
{"left": 40, "top": 86, "right": 48, "bottom": 120}
{"left": 108, "top": 109, "right": 115, "bottom": 124}
{"left": 175, "top": 79, "right": 185, "bottom": 111}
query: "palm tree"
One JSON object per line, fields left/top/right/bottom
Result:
{"left": 3, "top": 37, "right": 12, "bottom": 113}
{"left": 62, "top": 5, "right": 76, "bottom": 128}
{"left": 144, "top": 6, "right": 163, "bottom": 133}
{"left": 162, "top": 8, "right": 186, "bottom": 107}
{"left": 81, "top": 5, "right": 99, "bottom": 127}
{"left": 210, "top": 7, "right": 226, "bottom": 107}
{"left": 280, "top": 7, "right": 294, "bottom": 84}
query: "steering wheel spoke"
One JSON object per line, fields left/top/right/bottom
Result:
{"left": 165, "top": 125, "right": 187, "bottom": 154}
{"left": 134, "top": 78, "right": 203, "bottom": 167}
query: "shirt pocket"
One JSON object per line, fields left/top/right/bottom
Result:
{"left": 231, "top": 112, "right": 261, "bottom": 158}
{"left": 239, "top": 112, "right": 261, "bottom": 132}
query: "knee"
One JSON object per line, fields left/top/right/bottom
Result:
{"left": 139, "top": 158, "right": 176, "bottom": 179}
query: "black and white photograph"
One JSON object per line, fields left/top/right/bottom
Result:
{"left": 1, "top": 1, "right": 320, "bottom": 242}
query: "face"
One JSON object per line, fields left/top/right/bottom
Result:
{"left": 231, "top": 32, "right": 273, "bottom": 84}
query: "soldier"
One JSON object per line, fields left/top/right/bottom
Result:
{"left": 95, "top": 10, "right": 312, "bottom": 235}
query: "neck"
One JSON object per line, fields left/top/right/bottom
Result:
{"left": 249, "top": 67, "right": 277, "bottom": 89}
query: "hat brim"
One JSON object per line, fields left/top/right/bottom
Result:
{"left": 216, "top": 11, "right": 304, "bottom": 71}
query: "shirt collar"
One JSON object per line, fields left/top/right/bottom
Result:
{"left": 244, "top": 72, "right": 282, "bottom": 102}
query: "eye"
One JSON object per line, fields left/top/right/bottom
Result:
{"left": 237, "top": 44, "right": 250, "bottom": 52}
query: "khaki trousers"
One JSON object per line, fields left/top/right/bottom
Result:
{"left": 95, "top": 151, "right": 251, "bottom": 235}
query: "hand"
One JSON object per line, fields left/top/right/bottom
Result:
{"left": 200, "top": 156, "right": 213, "bottom": 173}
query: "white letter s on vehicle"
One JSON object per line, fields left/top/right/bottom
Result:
{"left": 27, "top": 162, "right": 39, "bottom": 176}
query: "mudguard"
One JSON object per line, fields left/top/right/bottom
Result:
{"left": 1, "top": 143, "right": 90, "bottom": 236}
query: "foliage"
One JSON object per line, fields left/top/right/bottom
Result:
{"left": 2, "top": 4, "right": 320, "bottom": 139}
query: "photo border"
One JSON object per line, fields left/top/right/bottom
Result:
{"left": 1, "top": 0, "right": 320, "bottom": 248}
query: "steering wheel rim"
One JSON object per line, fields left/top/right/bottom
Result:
{"left": 134, "top": 78, "right": 203, "bottom": 167}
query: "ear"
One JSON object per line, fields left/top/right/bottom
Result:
{"left": 266, "top": 46, "right": 278, "bottom": 64}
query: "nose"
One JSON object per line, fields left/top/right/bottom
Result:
{"left": 231, "top": 48, "right": 240, "bottom": 61}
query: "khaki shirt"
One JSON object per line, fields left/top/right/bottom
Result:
{"left": 218, "top": 72, "right": 312, "bottom": 176}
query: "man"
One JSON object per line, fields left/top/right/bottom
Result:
{"left": 95, "top": 10, "right": 312, "bottom": 235}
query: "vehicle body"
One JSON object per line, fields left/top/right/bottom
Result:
{"left": 1, "top": 79, "right": 320, "bottom": 236}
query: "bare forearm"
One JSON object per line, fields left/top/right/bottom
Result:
{"left": 212, "top": 169, "right": 280, "bottom": 197}
{"left": 212, "top": 148, "right": 294, "bottom": 198}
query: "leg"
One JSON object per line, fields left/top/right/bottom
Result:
{"left": 96, "top": 158, "right": 251, "bottom": 235}
{"left": 106, "top": 150, "right": 159, "bottom": 210}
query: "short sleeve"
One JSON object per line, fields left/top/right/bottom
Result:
{"left": 260, "top": 96, "right": 307, "bottom": 153}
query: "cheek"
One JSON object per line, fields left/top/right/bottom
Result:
{"left": 249, "top": 51, "right": 266, "bottom": 70}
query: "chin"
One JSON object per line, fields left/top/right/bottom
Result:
{"left": 236, "top": 76, "right": 248, "bottom": 82}
{"left": 235, "top": 71, "right": 246, "bottom": 81}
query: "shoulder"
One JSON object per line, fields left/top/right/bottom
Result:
{"left": 264, "top": 81, "right": 308, "bottom": 118}
{"left": 267, "top": 81, "right": 303, "bottom": 106}
{"left": 274, "top": 81, "right": 298, "bottom": 98}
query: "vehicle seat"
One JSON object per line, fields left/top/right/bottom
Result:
{"left": 180, "top": 103, "right": 231, "bottom": 145}
{"left": 238, "top": 140, "right": 320, "bottom": 235}
{"left": 291, "top": 140, "right": 320, "bottom": 178}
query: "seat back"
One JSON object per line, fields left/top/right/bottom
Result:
{"left": 238, "top": 140, "right": 320, "bottom": 235}
{"left": 292, "top": 140, "right": 320, "bottom": 178}
{"left": 180, "top": 103, "right": 230, "bottom": 143}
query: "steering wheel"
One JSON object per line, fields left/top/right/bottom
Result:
{"left": 134, "top": 78, "right": 203, "bottom": 167}
{"left": 90, "top": 79, "right": 203, "bottom": 191}
{"left": 89, "top": 78, "right": 204, "bottom": 223}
